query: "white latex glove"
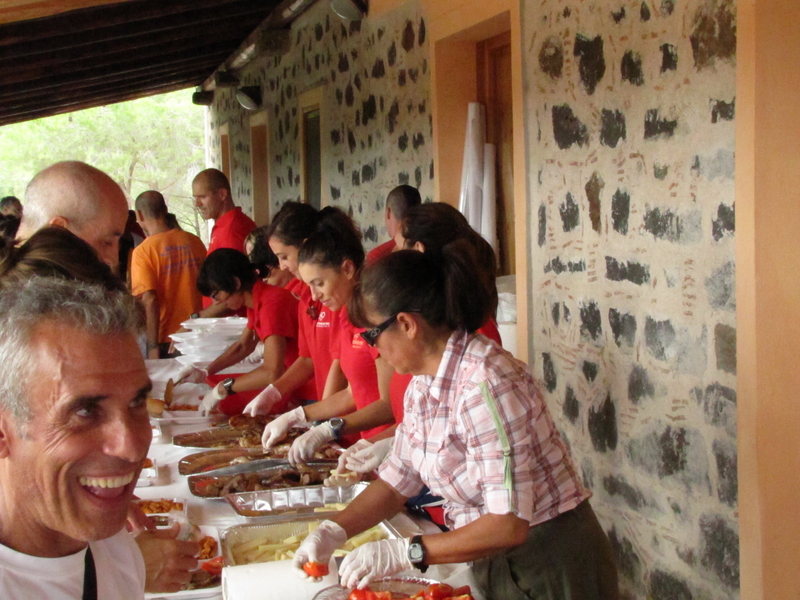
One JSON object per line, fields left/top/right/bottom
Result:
{"left": 287, "top": 422, "right": 336, "bottom": 466}
{"left": 198, "top": 385, "right": 224, "bottom": 417}
{"left": 291, "top": 520, "right": 347, "bottom": 582}
{"left": 242, "top": 384, "right": 282, "bottom": 417}
{"left": 339, "top": 538, "right": 413, "bottom": 590}
{"left": 261, "top": 406, "right": 306, "bottom": 448}
{"left": 175, "top": 364, "right": 208, "bottom": 385}
{"left": 340, "top": 437, "right": 394, "bottom": 474}
{"left": 244, "top": 341, "right": 264, "bottom": 364}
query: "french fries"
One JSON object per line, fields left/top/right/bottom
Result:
{"left": 229, "top": 522, "right": 388, "bottom": 565}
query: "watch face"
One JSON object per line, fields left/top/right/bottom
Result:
{"left": 409, "top": 543, "right": 424, "bottom": 562}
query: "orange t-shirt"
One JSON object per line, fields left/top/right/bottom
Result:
{"left": 130, "top": 229, "right": 207, "bottom": 343}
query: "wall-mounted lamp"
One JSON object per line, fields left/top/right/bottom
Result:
{"left": 236, "top": 86, "right": 262, "bottom": 110}
{"left": 192, "top": 90, "right": 215, "bottom": 106}
{"left": 330, "top": 0, "right": 366, "bottom": 21}
{"left": 215, "top": 70, "right": 240, "bottom": 88}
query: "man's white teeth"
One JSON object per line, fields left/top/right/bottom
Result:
{"left": 79, "top": 472, "right": 135, "bottom": 488}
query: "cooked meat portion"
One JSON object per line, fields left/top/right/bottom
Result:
{"left": 194, "top": 465, "right": 330, "bottom": 497}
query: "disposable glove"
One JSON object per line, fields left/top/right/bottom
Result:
{"left": 245, "top": 341, "right": 264, "bottom": 364}
{"left": 338, "top": 538, "right": 413, "bottom": 590}
{"left": 287, "top": 421, "right": 335, "bottom": 466}
{"left": 198, "top": 385, "right": 224, "bottom": 417}
{"left": 242, "top": 384, "right": 282, "bottom": 417}
{"left": 175, "top": 364, "right": 208, "bottom": 385}
{"left": 340, "top": 437, "right": 394, "bottom": 474}
{"left": 261, "top": 406, "right": 307, "bottom": 448}
{"left": 291, "top": 520, "right": 347, "bottom": 582}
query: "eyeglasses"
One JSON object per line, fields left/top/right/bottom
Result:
{"left": 359, "top": 314, "right": 398, "bottom": 347}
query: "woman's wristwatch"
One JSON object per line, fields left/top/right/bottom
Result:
{"left": 407, "top": 535, "right": 428, "bottom": 573}
{"left": 222, "top": 377, "right": 236, "bottom": 396}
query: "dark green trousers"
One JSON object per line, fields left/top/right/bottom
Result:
{"left": 471, "top": 500, "right": 619, "bottom": 600}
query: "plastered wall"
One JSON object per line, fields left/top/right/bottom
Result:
{"left": 206, "top": 0, "right": 433, "bottom": 247}
{"left": 206, "top": 0, "right": 742, "bottom": 597}
{"left": 522, "top": 0, "right": 738, "bottom": 598}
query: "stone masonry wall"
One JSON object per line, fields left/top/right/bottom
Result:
{"left": 522, "top": 0, "right": 737, "bottom": 598}
{"left": 207, "top": 0, "right": 433, "bottom": 247}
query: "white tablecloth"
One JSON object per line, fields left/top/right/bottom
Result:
{"left": 139, "top": 360, "right": 484, "bottom": 600}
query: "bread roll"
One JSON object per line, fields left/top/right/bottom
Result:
{"left": 147, "top": 397, "right": 165, "bottom": 417}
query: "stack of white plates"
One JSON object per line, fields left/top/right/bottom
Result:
{"left": 171, "top": 317, "right": 248, "bottom": 367}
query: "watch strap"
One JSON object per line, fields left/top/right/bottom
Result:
{"left": 222, "top": 377, "right": 235, "bottom": 395}
{"left": 408, "top": 534, "right": 428, "bottom": 573}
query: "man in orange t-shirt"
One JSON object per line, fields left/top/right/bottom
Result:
{"left": 131, "top": 191, "right": 206, "bottom": 358}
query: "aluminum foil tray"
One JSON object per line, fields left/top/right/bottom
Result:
{"left": 178, "top": 447, "right": 276, "bottom": 475}
{"left": 225, "top": 481, "right": 371, "bottom": 521}
{"left": 220, "top": 519, "right": 400, "bottom": 567}
{"left": 187, "top": 461, "right": 337, "bottom": 498}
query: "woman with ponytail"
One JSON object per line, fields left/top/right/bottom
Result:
{"left": 258, "top": 206, "right": 395, "bottom": 463}
{"left": 290, "top": 247, "right": 619, "bottom": 600}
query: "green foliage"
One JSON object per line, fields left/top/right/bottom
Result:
{"left": 0, "top": 90, "right": 207, "bottom": 239}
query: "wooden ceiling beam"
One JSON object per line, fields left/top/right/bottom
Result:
{"left": 0, "top": 2, "right": 275, "bottom": 57}
{"left": 0, "top": 72, "right": 209, "bottom": 124}
{"left": 0, "top": 27, "right": 251, "bottom": 79}
{"left": 0, "top": 56, "right": 223, "bottom": 104}
{"left": 0, "top": 0, "right": 264, "bottom": 45}
{"left": 0, "top": 39, "right": 235, "bottom": 87}
{"left": 0, "top": 81, "right": 202, "bottom": 127}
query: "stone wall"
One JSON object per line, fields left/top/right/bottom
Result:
{"left": 521, "top": 0, "right": 737, "bottom": 598}
{"left": 206, "top": 0, "right": 433, "bottom": 247}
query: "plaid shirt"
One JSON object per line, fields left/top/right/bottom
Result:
{"left": 380, "top": 331, "right": 589, "bottom": 530}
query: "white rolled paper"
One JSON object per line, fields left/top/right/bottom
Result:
{"left": 222, "top": 558, "right": 338, "bottom": 600}
{"left": 459, "top": 103, "right": 486, "bottom": 232}
{"left": 480, "top": 143, "right": 497, "bottom": 254}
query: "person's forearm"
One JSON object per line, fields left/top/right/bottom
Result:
{"left": 206, "top": 338, "right": 256, "bottom": 375}
{"left": 332, "top": 478, "right": 407, "bottom": 538}
{"left": 225, "top": 335, "right": 286, "bottom": 393}
{"left": 198, "top": 302, "right": 231, "bottom": 318}
{"left": 340, "top": 397, "right": 395, "bottom": 437}
{"left": 139, "top": 291, "right": 160, "bottom": 359}
{"left": 366, "top": 424, "right": 397, "bottom": 442}
{"left": 322, "top": 359, "right": 347, "bottom": 399}
{"left": 303, "top": 386, "right": 356, "bottom": 421}
{"left": 271, "top": 356, "right": 315, "bottom": 397}
{"left": 421, "top": 513, "right": 529, "bottom": 564}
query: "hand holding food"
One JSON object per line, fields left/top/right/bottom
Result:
{"left": 340, "top": 437, "right": 394, "bottom": 474}
{"left": 243, "top": 384, "right": 282, "bottom": 416}
{"left": 199, "top": 385, "right": 224, "bottom": 417}
{"left": 176, "top": 364, "right": 208, "bottom": 385}
{"left": 287, "top": 421, "right": 336, "bottom": 466}
{"left": 135, "top": 522, "right": 201, "bottom": 593}
{"left": 338, "top": 538, "right": 413, "bottom": 590}
{"left": 291, "top": 519, "right": 347, "bottom": 581}
{"left": 324, "top": 467, "right": 360, "bottom": 487}
{"left": 262, "top": 406, "right": 307, "bottom": 448}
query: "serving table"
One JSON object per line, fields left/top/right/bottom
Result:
{"left": 138, "top": 359, "right": 483, "bottom": 600}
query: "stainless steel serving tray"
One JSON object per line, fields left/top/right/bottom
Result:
{"left": 225, "top": 481, "right": 371, "bottom": 521}
{"left": 178, "top": 447, "right": 275, "bottom": 475}
{"left": 187, "top": 461, "right": 337, "bottom": 498}
{"left": 220, "top": 518, "right": 401, "bottom": 567}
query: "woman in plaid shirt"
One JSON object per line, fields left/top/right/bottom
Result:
{"left": 292, "top": 244, "right": 618, "bottom": 599}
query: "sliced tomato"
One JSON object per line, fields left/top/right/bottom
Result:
{"left": 372, "top": 592, "right": 393, "bottom": 600}
{"left": 200, "top": 555, "right": 224, "bottom": 576}
{"left": 445, "top": 595, "right": 474, "bottom": 600}
{"left": 348, "top": 589, "right": 375, "bottom": 600}
{"left": 451, "top": 586, "right": 472, "bottom": 596}
{"left": 425, "top": 583, "right": 454, "bottom": 600}
{"left": 302, "top": 561, "right": 329, "bottom": 577}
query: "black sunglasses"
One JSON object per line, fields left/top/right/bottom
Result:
{"left": 360, "top": 314, "right": 398, "bottom": 347}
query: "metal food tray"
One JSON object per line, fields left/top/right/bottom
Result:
{"left": 220, "top": 518, "right": 400, "bottom": 567}
{"left": 187, "top": 461, "right": 337, "bottom": 499}
{"left": 171, "top": 425, "right": 260, "bottom": 449}
{"left": 225, "top": 481, "right": 370, "bottom": 521}
{"left": 178, "top": 447, "right": 276, "bottom": 475}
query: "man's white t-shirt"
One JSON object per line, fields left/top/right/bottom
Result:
{"left": 0, "top": 529, "right": 145, "bottom": 599}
